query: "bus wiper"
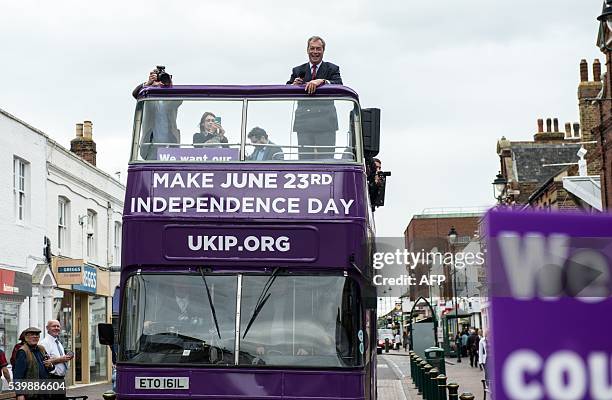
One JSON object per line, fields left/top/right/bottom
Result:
{"left": 242, "top": 267, "right": 281, "bottom": 339}
{"left": 199, "top": 268, "right": 221, "bottom": 339}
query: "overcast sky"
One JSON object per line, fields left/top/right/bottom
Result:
{"left": 0, "top": 1, "right": 604, "bottom": 237}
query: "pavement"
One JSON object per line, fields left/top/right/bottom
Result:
{"left": 403, "top": 357, "right": 485, "bottom": 400}
{"left": 67, "top": 382, "right": 113, "bottom": 400}
{"left": 59, "top": 353, "right": 485, "bottom": 400}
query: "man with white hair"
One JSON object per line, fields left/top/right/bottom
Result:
{"left": 40, "top": 320, "right": 73, "bottom": 399}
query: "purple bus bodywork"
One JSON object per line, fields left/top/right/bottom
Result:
{"left": 116, "top": 85, "right": 377, "bottom": 400}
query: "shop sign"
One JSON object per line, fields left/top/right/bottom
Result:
{"left": 0, "top": 268, "right": 32, "bottom": 297}
{"left": 53, "top": 258, "right": 84, "bottom": 285}
{"left": 72, "top": 265, "right": 97, "bottom": 294}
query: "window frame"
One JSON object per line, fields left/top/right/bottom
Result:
{"left": 118, "top": 271, "right": 364, "bottom": 369}
{"left": 86, "top": 209, "right": 97, "bottom": 260}
{"left": 58, "top": 197, "right": 69, "bottom": 253}
{"left": 13, "top": 157, "right": 28, "bottom": 223}
{"left": 129, "top": 97, "right": 363, "bottom": 164}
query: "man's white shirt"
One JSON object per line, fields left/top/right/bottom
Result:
{"left": 40, "top": 334, "right": 68, "bottom": 376}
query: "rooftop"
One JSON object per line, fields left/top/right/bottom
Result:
{"left": 511, "top": 142, "right": 581, "bottom": 183}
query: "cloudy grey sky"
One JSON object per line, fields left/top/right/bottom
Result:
{"left": 0, "top": 1, "right": 604, "bottom": 236}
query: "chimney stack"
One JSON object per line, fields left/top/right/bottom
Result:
{"left": 573, "top": 122, "right": 580, "bottom": 138}
{"left": 565, "top": 122, "right": 572, "bottom": 137}
{"left": 534, "top": 117, "right": 565, "bottom": 142}
{"left": 83, "top": 121, "right": 93, "bottom": 140}
{"left": 70, "top": 120, "right": 97, "bottom": 166}
{"left": 537, "top": 118, "right": 544, "bottom": 133}
{"left": 594, "top": 59, "right": 602, "bottom": 81}
{"left": 580, "top": 59, "right": 588, "bottom": 82}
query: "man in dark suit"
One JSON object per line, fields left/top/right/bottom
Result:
{"left": 248, "top": 127, "right": 283, "bottom": 161}
{"left": 287, "top": 36, "right": 343, "bottom": 160}
{"left": 287, "top": 36, "right": 343, "bottom": 92}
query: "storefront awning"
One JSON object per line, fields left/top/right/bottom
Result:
{"left": 0, "top": 268, "right": 32, "bottom": 297}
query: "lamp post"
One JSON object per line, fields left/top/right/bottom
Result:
{"left": 599, "top": 0, "right": 612, "bottom": 52}
{"left": 492, "top": 172, "right": 507, "bottom": 205}
{"left": 448, "top": 226, "right": 461, "bottom": 363}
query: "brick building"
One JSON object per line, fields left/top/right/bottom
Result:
{"left": 496, "top": 59, "right": 603, "bottom": 212}
{"left": 596, "top": 5, "right": 612, "bottom": 209}
{"left": 404, "top": 209, "right": 482, "bottom": 304}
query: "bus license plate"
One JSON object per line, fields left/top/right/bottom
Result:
{"left": 135, "top": 377, "right": 189, "bottom": 390}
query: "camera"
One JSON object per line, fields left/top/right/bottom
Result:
{"left": 154, "top": 65, "right": 172, "bottom": 86}
{"left": 377, "top": 171, "right": 391, "bottom": 179}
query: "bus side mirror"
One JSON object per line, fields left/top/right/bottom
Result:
{"left": 98, "top": 323, "right": 114, "bottom": 346}
{"left": 362, "top": 108, "right": 381, "bottom": 157}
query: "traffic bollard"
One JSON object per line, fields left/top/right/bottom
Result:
{"left": 414, "top": 354, "right": 423, "bottom": 387}
{"left": 423, "top": 364, "right": 433, "bottom": 399}
{"left": 410, "top": 353, "right": 417, "bottom": 385}
{"left": 102, "top": 391, "right": 117, "bottom": 400}
{"left": 413, "top": 355, "right": 422, "bottom": 387}
{"left": 459, "top": 393, "right": 475, "bottom": 400}
{"left": 417, "top": 360, "right": 427, "bottom": 394}
{"left": 427, "top": 367, "right": 439, "bottom": 400}
{"left": 436, "top": 374, "right": 447, "bottom": 400}
{"left": 447, "top": 382, "right": 459, "bottom": 400}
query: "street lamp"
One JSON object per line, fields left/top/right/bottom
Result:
{"left": 598, "top": 0, "right": 612, "bottom": 51}
{"left": 492, "top": 172, "right": 507, "bottom": 204}
{"left": 448, "top": 226, "right": 461, "bottom": 363}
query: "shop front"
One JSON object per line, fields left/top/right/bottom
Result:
{"left": 0, "top": 268, "right": 32, "bottom": 355}
{"left": 52, "top": 257, "right": 111, "bottom": 386}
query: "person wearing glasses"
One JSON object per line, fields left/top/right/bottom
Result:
{"left": 13, "top": 327, "right": 53, "bottom": 400}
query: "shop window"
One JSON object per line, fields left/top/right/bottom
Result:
{"left": 53, "top": 295, "right": 73, "bottom": 386}
{"left": 0, "top": 301, "right": 20, "bottom": 354}
{"left": 89, "top": 295, "right": 108, "bottom": 382}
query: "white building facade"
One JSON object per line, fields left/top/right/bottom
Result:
{"left": 0, "top": 109, "right": 124, "bottom": 386}
{"left": 0, "top": 108, "right": 50, "bottom": 361}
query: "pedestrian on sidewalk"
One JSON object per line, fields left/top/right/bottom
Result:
{"left": 13, "top": 327, "right": 54, "bottom": 400}
{"left": 402, "top": 330, "right": 409, "bottom": 351}
{"left": 468, "top": 328, "right": 480, "bottom": 367}
{"left": 479, "top": 330, "right": 489, "bottom": 386}
{"left": 40, "top": 320, "right": 73, "bottom": 399}
{"left": 461, "top": 329, "right": 469, "bottom": 357}
{"left": 0, "top": 348, "right": 11, "bottom": 386}
{"left": 394, "top": 332, "right": 401, "bottom": 350}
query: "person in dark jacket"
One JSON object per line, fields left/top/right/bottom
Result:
{"left": 247, "top": 127, "right": 283, "bottom": 161}
{"left": 468, "top": 328, "right": 480, "bottom": 368}
{"left": 287, "top": 36, "right": 342, "bottom": 160}
{"left": 13, "top": 327, "right": 52, "bottom": 400}
{"left": 132, "top": 68, "right": 181, "bottom": 160}
{"left": 193, "top": 112, "right": 228, "bottom": 146}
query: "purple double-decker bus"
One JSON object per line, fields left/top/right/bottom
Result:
{"left": 99, "top": 84, "right": 383, "bottom": 399}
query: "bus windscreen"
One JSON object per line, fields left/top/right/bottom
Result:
{"left": 120, "top": 273, "right": 363, "bottom": 368}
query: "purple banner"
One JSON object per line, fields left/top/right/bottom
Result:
{"left": 157, "top": 147, "right": 239, "bottom": 162}
{"left": 125, "top": 168, "right": 363, "bottom": 219}
{"left": 162, "top": 225, "right": 319, "bottom": 262}
{"left": 486, "top": 210, "right": 612, "bottom": 400}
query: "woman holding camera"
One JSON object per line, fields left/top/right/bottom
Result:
{"left": 193, "top": 112, "right": 228, "bottom": 145}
